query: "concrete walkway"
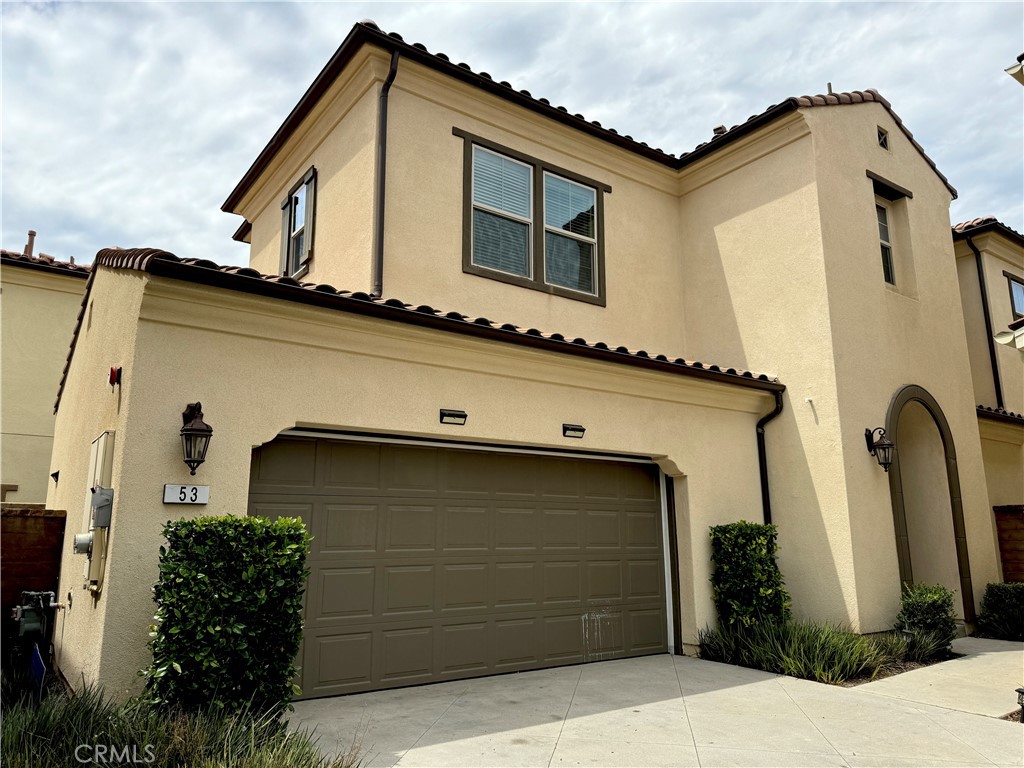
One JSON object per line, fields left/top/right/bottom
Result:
{"left": 291, "top": 640, "right": 1024, "bottom": 767}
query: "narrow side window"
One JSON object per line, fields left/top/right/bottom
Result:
{"left": 280, "top": 168, "right": 317, "bottom": 277}
{"left": 876, "top": 203, "right": 895, "bottom": 285}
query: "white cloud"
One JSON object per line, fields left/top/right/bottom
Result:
{"left": 2, "top": 1, "right": 1021, "bottom": 266}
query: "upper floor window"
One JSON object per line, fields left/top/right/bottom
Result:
{"left": 281, "top": 167, "right": 316, "bottom": 277}
{"left": 867, "top": 171, "right": 914, "bottom": 290}
{"left": 876, "top": 202, "right": 895, "bottom": 285}
{"left": 1006, "top": 272, "right": 1024, "bottom": 319}
{"left": 455, "top": 128, "right": 609, "bottom": 306}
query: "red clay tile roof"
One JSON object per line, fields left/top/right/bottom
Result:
{"left": 952, "top": 217, "right": 1024, "bottom": 247}
{"left": 222, "top": 20, "right": 956, "bottom": 212}
{"left": 0, "top": 249, "right": 90, "bottom": 278}
{"left": 977, "top": 405, "right": 1024, "bottom": 425}
{"left": 54, "top": 247, "right": 783, "bottom": 412}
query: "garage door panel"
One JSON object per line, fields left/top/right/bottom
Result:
{"left": 622, "top": 466, "right": 660, "bottom": 502}
{"left": 385, "top": 505, "right": 438, "bottom": 551}
{"left": 495, "top": 618, "right": 540, "bottom": 667}
{"left": 384, "top": 445, "right": 439, "bottom": 494}
{"left": 585, "top": 510, "right": 622, "bottom": 548}
{"left": 495, "top": 562, "right": 538, "bottom": 607}
{"left": 322, "top": 442, "right": 382, "bottom": 492}
{"left": 496, "top": 507, "right": 538, "bottom": 549}
{"left": 443, "top": 505, "right": 489, "bottom": 550}
{"left": 382, "top": 565, "right": 435, "bottom": 615}
{"left": 251, "top": 439, "right": 667, "bottom": 698}
{"left": 542, "top": 508, "right": 581, "bottom": 548}
{"left": 543, "top": 561, "right": 582, "bottom": 604}
{"left": 440, "top": 622, "right": 489, "bottom": 674}
{"left": 381, "top": 627, "right": 435, "bottom": 683}
{"left": 629, "top": 608, "right": 667, "bottom": 652}
{"left": 627, "top": 559, "right": 664, "bottom": 600}
{"left": 250, "top": 439, "right": 317, "bottom": 491}
{"left": 584, "top": 610, "right": 625, "bottom": 657}
{"left": 308, "top": 631, "right": 374, "bottom": 693}
{"left": 587, "top": 561, "right": 624, "bottom": 602}
{"left": 442, "top": 563, "right": 488, "bottom": 610}
{"left": 314, "top": 567, "right": 375, "bottom": 620}
{"left": 321, "top": 503, "right": 379, "bottom": 553}
{"left": 539, "top": 458, "right": 580, "bottom": 498}
{"left": 544, "top": 615, "right": 585, "bottom": 662}
{"left": 626, "top": 510, "right": 661, "bottom": 548}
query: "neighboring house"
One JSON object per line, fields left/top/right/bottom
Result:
{"left": 1, "top": 238, "right": 90, "bottom": 502}
{"left": 952, "top": 217, "right": 1024, "bottom": 580}
{"left": 46, "top": 21, "right": 1021, "bottom": 699}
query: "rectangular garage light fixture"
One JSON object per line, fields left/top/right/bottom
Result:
{"left": 562, "top": 423, "right": 586, "bottom": 438}
{"left": 440, "top": 409, "right": 468, "bottom": 425}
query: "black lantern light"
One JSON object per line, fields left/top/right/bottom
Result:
{"left": 1016, "top": 687, "right": 1024, "bottom": 724}
{"left": 864, "top": 427, "right": 894, "bottom": 472}
{"left": 180, "top": 402, "right": 213, "bottom": 475}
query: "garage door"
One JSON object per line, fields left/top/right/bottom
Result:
{"left": 248, "top": 437, "right": 667, "bottom": 698}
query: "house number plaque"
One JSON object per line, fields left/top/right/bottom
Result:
{"left": 163, "top": 484, "right": 209, "bottom": 504}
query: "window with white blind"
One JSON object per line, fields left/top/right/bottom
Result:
{"left": 456, "top": 128, "right": 609, "bottom": 305}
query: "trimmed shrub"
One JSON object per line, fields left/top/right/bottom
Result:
{"left": 976, "top": 582, "right": 1024, "bottom": 641}
{"left": 141, "top": 515, "right": 311, "bottom": 715}
{"left": 894, "top": 582, "right": 957, "bottom": 658}
{"left": 709, "top": 521, "right": 791, "bottom": 627}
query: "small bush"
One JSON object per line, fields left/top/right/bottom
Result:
{"left": 142, "top": 515, "right": 311, "bottom": 715}
{"left": 0, "top": 681, "right": 355, "bottom": 768}
{"left": 709, "top": 521, "right": 791, "bottom": 627}
{"left": 976, "top": 582, "right": 1024, "bottom": 641}
{"left": 698, "top": 621, "right": 895, "bottom": 684}
{"left": 894, "top": 583, "right": 957, "bottom": 658}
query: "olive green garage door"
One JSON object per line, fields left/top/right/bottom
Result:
{"left": 248, "top": 437, "right": 667, "bottom": 698}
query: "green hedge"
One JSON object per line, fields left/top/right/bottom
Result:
{"left": 894, "top": 582, "right": 957, "bottom": 658}
{"left": 709, "top": 520, "right": 791, "bottom": 627}
{"left": 141, "top": 516, "right": 311, "bottom": 715}
{"left": 976, "top": 582, "right": 1024, "bottom": 641}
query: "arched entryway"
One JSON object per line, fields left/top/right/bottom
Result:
{"left": 885, "top": 385, "right": 976, "bottom": 624}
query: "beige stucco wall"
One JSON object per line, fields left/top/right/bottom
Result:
{"left": 899, "top": 401, "right": 962, "bottom": 607}
{"left": 51, "top": 270, "right": 773, "bottom": 696}
{"left": 242, "top": 49, "right": 381, "bottom": 286}
{"left": 978, "top": 419, "right": 1024, "bottom": 509}
{"left": 1, "top": 266, "right": 86, "bottom": 503}
{"left": 674, "top": 114, "right": 865, "bottom": 628}
{"left": 241, "top": 49, "right": 688, "bottom": 358}
{"left": 48, "top": 268, "right": 148, "bottom": 691}
{"left": 805, "top": 103, "right": 999, "bottom": 629}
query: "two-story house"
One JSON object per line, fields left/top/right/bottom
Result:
{"left": 1, "top": 237, "right": 90, "bottom": 503}
{"left": 46, "top": 21, "right": 1021, "bottom": 700}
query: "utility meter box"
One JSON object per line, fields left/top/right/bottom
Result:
{"left": 91, "top": 487, "right": 113, "bottom": 527}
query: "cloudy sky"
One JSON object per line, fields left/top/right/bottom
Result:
{"left": 2, "top": 1, "right": 1021, "bottom": 266}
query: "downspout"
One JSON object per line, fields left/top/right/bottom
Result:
{"left": 966, "top": 235, "right": 1003, "bottom": 409}
{"left": 756, "top": 391, "right": 784, "bottom": 525}
{"left": 371, "top": 50, "right": 400, "bottom": 298}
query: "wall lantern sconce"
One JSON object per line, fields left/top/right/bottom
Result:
{"left": 439, "top": 409, "right": 468, "bottom": 426}
{"left": 180, "top": 402, "right": 213, "bottom": 475}
{"left": 1015, "top": 687, "right": 1024, "bottom": 723}
{"left": 864, "top": 427, "right": 894, "bottom": 472}
{"left": 562, "top": 424, "right": 586, "bottom": 439}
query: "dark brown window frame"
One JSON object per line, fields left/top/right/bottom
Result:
{"left": 453, "top": 127, "right": 610, "bottom": 307}
{"left": 280, "top": 166, "right": 317, "bottom": 278}
{"left": 1003, "top": 270, "right": 1024, "bottom": 320}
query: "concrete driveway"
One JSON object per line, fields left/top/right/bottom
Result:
{"left": 291, "top": 639, "right": 1024, "bottom": 767}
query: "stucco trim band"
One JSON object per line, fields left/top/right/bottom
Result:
{"left": 54, "top": 248, "right": 784, "bottom": 413}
